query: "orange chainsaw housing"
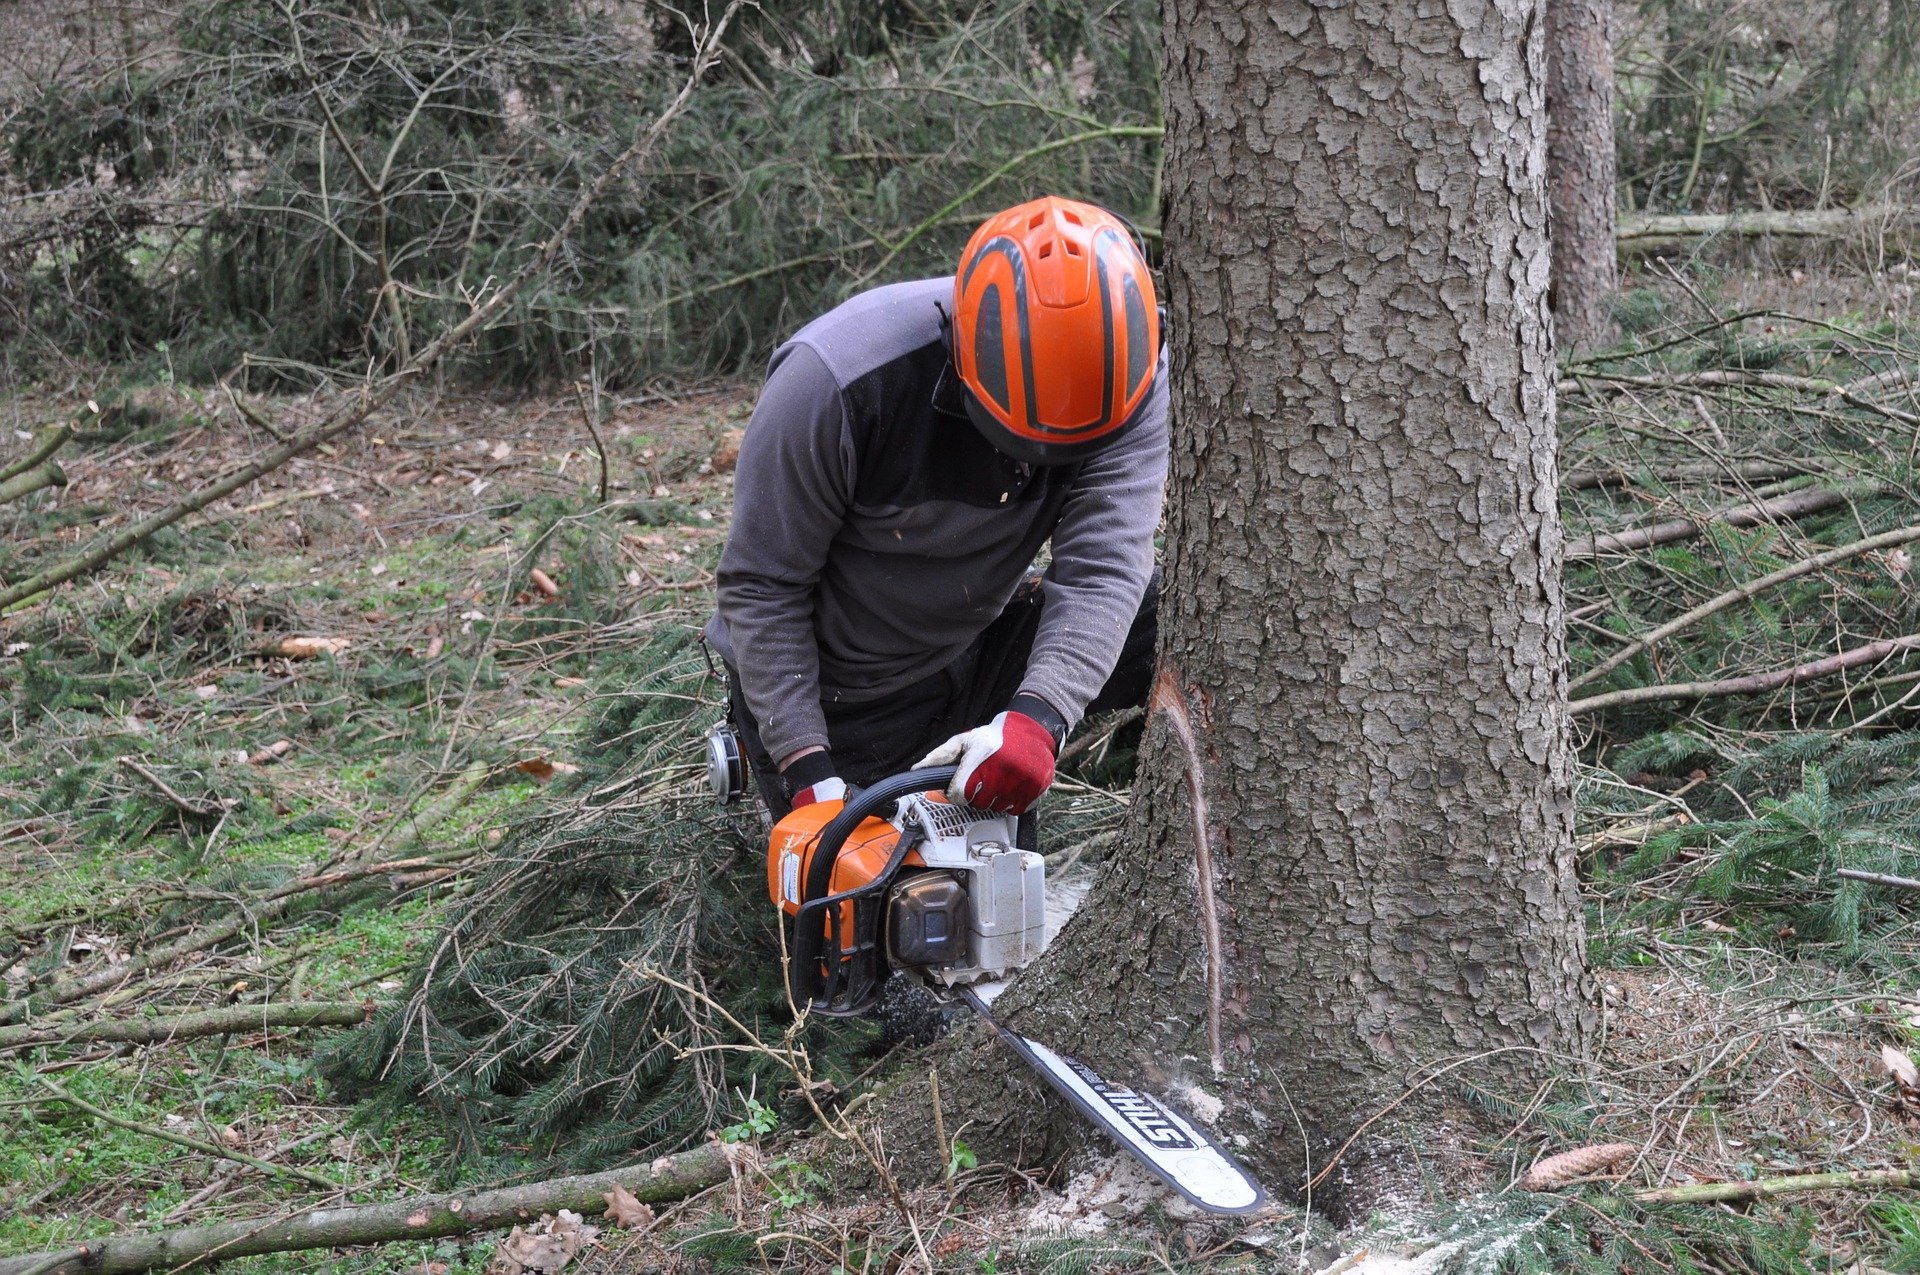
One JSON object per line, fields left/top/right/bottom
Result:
{"left": 767, "top": 799, "right": 929, "bottom": 935}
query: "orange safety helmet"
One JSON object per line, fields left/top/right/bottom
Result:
{"left": 952, "top": 197, "right": 1160, "bottom": 465}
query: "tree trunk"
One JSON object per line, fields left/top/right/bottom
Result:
{"left": 995, "top": 0, "right": 1593, "bottom": 1214}
{"left": 1546, "top": 0, "right": 1618, "bottom": 348}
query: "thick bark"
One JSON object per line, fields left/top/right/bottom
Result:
{"left": 1546, "top": 0, "right": 1617, "bottom": 349}
{"left": 995, "top": 0, "right": 1593, "bottom": 1212}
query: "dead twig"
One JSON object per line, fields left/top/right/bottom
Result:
{"left": 1835, "top": 867, "right": 1920, "bottom": 892}
{"left": 31, "top": 1078, "right": 342, "bottom": 1191}
{"left": 118, "top": 758, "right": 226, "bottom": 819}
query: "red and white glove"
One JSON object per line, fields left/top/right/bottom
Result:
{"left": 916, "top": 708, "right": 1059, "bottom": 814}
{"left": 782, "top": 751, "right": 846, "bottom": 809}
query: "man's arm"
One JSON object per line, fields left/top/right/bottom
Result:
{"left": 1018, "top": 356, "right": 1170, "bottom": 734}
{"left": 715, "top": 342, "right": 853, "bottom": 767}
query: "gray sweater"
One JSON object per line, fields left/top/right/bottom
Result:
{"left": 705, "top": 277, "right": 1168, "bottom": 764}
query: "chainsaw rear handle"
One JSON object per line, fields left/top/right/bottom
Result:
{"left": 789, "top": 765, "right": 957, "bottom": 1014}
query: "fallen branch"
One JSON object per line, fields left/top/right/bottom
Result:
{"left": 0, "top": 1143, "right": 731, "bottom": 1275}
{"left": 1569, "top": 633, "right": 1920, "bottom": 715}
{"left": 1836, "top": 867, "right": 1920, "bottom": 892}
{"left": 0, "top": 460, "right": 67, "bottom": 506}
{"left": 1565, "top": 484, "right": 1876, "bottom": 559}
{"left": 0, "top": 1000, "right": 369, "bottom": 1052}
{"left": 1561, "top": 459, "right": 1819, "bottom": 492}
{"left": 32, "top": 1078, "right": 341, "bottom": 1192}
{"left": 0, "top": 423, "right": 73, "bottom": 486}
{"left": 0, "top": 4, "right": 738, "bottom": 615}
{"left": 1572, "top": 522, "right": 1920, "bottom": 689}
{"left": 1615, "top": 205, "right": 1917, "bottom": 255}
{"left": 1632, "top": 1167, "right": 1915, "bottom": 1206}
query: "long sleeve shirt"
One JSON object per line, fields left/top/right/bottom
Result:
{"left": 704, "top": 276, "right": 1168, "bottom": 764}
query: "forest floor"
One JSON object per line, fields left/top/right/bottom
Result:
{"left": 5, "top": 256, "right": 1920, "bottom": 1274}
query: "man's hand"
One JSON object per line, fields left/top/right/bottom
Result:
{"left": 916, "top": 710, "right": 1057, "bottom": 814}
{"left": 781, "top": 748, "right": 846, "bottom": 809}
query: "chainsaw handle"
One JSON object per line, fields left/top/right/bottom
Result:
{"left": 801, "top": 765, "right": 958, "bottom": 908}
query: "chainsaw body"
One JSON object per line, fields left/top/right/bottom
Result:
{"left": 767, "top": 767, "right": 1045, "bottom": 1016}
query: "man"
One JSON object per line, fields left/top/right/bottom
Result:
{"left": 705, "top": 195, "right": 1167, "bottom": 820}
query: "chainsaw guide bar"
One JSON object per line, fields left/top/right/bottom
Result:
{"left": 956, "top": 987, "right": 1267, "bottom": 1215}
{"left": 754, "top": 762, "right": 1268, "bottom": 1215}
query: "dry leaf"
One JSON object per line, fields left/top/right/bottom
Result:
{"left": 486, "top": 1210, "right": 599, "bottom": 1275}
{"left": 1516, "top": 1142, "right": 1637, "bottom": 1191}
{"left": 273, "top": 636, "right": 351, "bottom": 658}
{"left": 710, "top": 428, "right": 745, "bottom": 474}
{"left": 247, "top": 739, "right": 294, "bottom": 766}
{"left": 529, "top": 568, "right": 560, "bottom": 598}
{"left": 554, "top": 677, "right": 587, "bottom": 689}
{"left": 602, "top": 1183, "right": 655, "bottom": 1230}
{"left": 490, "top": 440, "right": 513, "bottom": 461}
{"left": 1699, "top": 919, "right": 1737, "bottom": 935}
{"left": 1882, "top": 1043, "right": 1919, "bottom": 1090}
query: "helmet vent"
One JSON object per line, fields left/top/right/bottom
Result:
{"left": 1065, "top": 241, "right": 1081, "bottom": 257}
{"left": 1028, "top": 212, "right": 1046, "bottom": 229}
{"left": 1061, "top": 208, "right": 1082, "bottom": 226}
{"left": 1037, "top": 241, "right": 1053, "bottom": 259}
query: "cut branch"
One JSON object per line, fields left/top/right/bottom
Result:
{"left": 1572, "top": 522, "right": 1920, "bottom": 689}
{"left": 1569, "top": 633, "right": 1920, "bottom": 715}
{"left": 1565, "top": 484, "right": 1877, "bottom": 559}
{"left": 1632, "top": 1167, "right": 1915, "bottom": 1206}
{"left": 0, "top": 3, "right": 738, "bottom": 614}
{"left": 0, "top": 1144, "right": 731, "bottom": 1275}
{"left": 0, "top": 1000, "right": 370, "bottom": 1052}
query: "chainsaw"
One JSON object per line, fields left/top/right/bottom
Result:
{"left": 707, "top": 734, "right": 1267, "bottom": 1215}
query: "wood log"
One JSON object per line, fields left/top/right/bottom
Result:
{"left": 0, "top": 1144, "right": 732, "bottom": 1275}
{"left": 1616, "top": 206, "right": 1917, "bottom": 255}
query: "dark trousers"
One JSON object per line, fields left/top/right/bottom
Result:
{"left": 729, "top": 571, "right": 1159, "bottom": 817}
